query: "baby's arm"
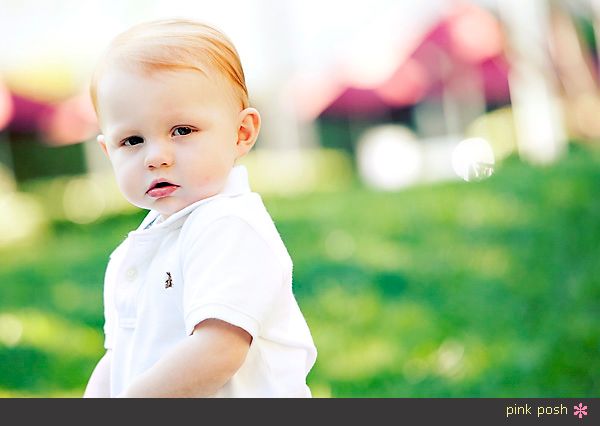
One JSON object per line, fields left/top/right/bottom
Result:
{"left": 83, "top": 350, "right": 112, "bottom": 397}
{"left": 119, "top": 319, "right": 251, "bottom": 398}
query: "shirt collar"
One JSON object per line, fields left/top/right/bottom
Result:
{"left": 219, "top": 164, "right": 251, "bottom": 197}
{"left": 134, "top": 165, "right": 251, "bottom": 233}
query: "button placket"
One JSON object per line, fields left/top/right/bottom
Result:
{"left": 116, "top": 238, "right": 149, "bottom": 326}
{"left": 125, "top": 267, "right": 138, "bottom": 282}
{"left": 116, "top": 263, "right": 138, "bottom": 326}
{"left": 114, "top": 225, "right": 170, "bottom": 328}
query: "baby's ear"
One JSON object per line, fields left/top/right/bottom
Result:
{"left": 97, "top": 134, "right": 109, "bottom": 156}
{"left": 236, "top": 108, "right": 261, "bottom": 158}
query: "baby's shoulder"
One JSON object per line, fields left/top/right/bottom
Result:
{"left": 179, "top": 193, "right": 291, "bottom": 266}
{"left": 188, "top": 192, "right": 270, "bottom": 226}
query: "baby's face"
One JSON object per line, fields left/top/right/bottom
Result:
{"left": 96, "top": 67, "right": 242, "bottom": 218}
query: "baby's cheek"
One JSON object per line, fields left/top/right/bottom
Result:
{"left": 117, "top": 167, "right": 142, "bottom": 196}
{"left": 204, "top": 172, "right": 229, "bottom": 189}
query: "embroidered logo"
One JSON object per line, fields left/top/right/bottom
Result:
{"left": 165, "top": 272, "right": 173, "bottom": 289}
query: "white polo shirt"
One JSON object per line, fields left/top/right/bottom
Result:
{"left": 103, "top": 165, "right": 317, "bottom": 397}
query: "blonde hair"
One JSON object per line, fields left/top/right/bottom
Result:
{"left": 90, "top": 19, "right": 249, "bottom": 113}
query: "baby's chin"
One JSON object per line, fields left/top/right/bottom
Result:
{"left": 125, "top": 198, "right": 179, "bottom": 217}
{"left": 153, "top": 193, "right": 222, "bottom": 218}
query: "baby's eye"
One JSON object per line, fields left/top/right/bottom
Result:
{"left": 122, "top": 136, "right": 144, "bottom": 146}
{"left": 172, "top": 127, "right": 193, "bottom": 137}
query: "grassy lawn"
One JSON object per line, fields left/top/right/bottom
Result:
{"left": 0, "top": 144, "right": 599, "bottom": 397}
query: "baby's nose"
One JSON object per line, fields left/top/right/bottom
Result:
{"left": 145, "top": 142, "right": 174, "bottom": 168}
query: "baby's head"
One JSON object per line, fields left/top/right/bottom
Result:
{"left": 91, "top": 19, "right": 260, "bottom": 219}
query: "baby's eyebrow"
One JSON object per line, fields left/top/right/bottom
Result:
{"left": 107, "top": 127, "right": 139, "bottom": 140}
{"left": 165, "top": 114, "right": 205, "bottom": 124}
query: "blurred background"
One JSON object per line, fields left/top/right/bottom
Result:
{"left": 0, "top": 0, "right": 599, "bottom": 397}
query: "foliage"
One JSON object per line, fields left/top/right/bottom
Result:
{"left": 0, "top": 144, "right": 599, "bottom": 397}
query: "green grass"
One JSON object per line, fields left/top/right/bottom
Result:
{"left": 1, "top": 144, "right": 599, "bottom": 397}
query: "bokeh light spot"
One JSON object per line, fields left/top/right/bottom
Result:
{"left": 0, "top": 313, "right": 24, "bottom": 347}
{"left": 451, "top": 137, "right": 495, "bottom": 182}
{"left": 357, "top": 125, "right": 422, "bottom": 190}
{"left": 0, "top": 192, "right": 46, "bottom": 246}
{"left": 62, "top": 176, "right": 106, "bottom": 224}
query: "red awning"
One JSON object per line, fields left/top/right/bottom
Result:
{"left": 4, "top": 91, "right": 98, "bottom": 145}
{"left": 292, "top": 2, "right": 510, "bottom": 120}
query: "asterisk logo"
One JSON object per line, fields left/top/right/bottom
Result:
{"left": 574, "top": 403, "right": 588, "bottom": 419}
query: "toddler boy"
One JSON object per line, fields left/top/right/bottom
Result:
{"left": 83, "top": 19, "right": 317, "bottom": 397}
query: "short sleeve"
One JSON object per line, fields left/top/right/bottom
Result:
{"left": 181, "top": 216, "right": 286, "bottom": 338}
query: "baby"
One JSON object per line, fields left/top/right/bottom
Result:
{"left": 83, "top": 18, "right": 317, "bottom": 397}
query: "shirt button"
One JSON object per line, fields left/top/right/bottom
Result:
{"left": 125, "top": 268, "right": 138, "bottom": 281}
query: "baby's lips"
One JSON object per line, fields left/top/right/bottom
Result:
{"left": 146, "top": 184, "right": 179, "bottom": 198}
{"left": 147, "top": 179, "right": 178, "bottom": 193}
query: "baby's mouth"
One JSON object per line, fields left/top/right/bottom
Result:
{"left": 146, "top": 180, "right": 180, "bottom": 198}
